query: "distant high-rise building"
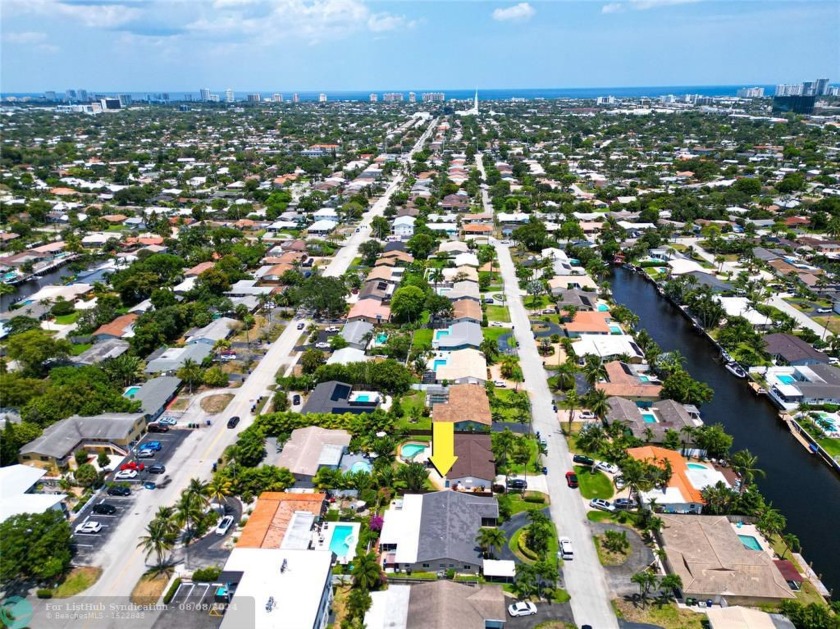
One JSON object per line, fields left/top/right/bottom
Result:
{"left": 829, "top": 86, "right": 840, "bottom": 97}
{"left": 292, "top": 93, "right": 300, "bottom": 103}
{"left": 802, "top": 81, "right": 816, "bottom": 96}
{"left": 225, "top": 88, "right": 234, "bottom": 103}
{"left": 272, "top": 93, "right": 283, "bottom": 103}
{"left": 736, "top": 87, "right": 764, "bottom": 98}
{"left": 369, "top": 93, "right": 378, "bottom": 103}
{"left": 208, "top": 94, "right": 220, "bottom": 102}
{"left": 119, "top": 94, "right": 132, "bottom": 106}
{"left": 200, "top": 88, "right": 211, "bottom": 101}
{"left": 596, "top": 96, "right": 615, "bottom": 105}
{"left": 815, "top": 78, "right": 830, "bottom": 96}
{"left": 45, "top": 91, "right": 57, "bottom": 101}
{"left": 65, "top": 89, "right": 77, "bottom": 101}
{"left": 319, "top": 93, "right": 327, "bottom": 103}
{"left": 247, "top": 93, "right": 261, "bottom": 102}
{"left": 383, "top": 92, "right": 404, "bottom": 102}
{"left": 773, "top": 95, "right": 816, "bottom": 115}
{"left": 775, "top": 84, "right": 802, "bottom": 97}
{"left": 78, "top": 89, "right": 88, "bottom": 102}
{"left": 422, "top": 92, "right": 445, "bottom": 102}
{"left": 101, "top": 97, "right": 122, "bottom": 110}
{"left": 409, "top": 92, "right": 416, "bottom": 103}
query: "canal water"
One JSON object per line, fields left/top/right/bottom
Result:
{"left": 0, "top": 267, "right": 78, "bottom": 313}
{"left": 611, "top": 267, "right": 840, "bottom": 596}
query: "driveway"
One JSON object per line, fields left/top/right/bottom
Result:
{"left": 590, "top": 521, "right": 654, "bottom": 597}
{"left": 498, "top": 508, "right": 549, "bottom": 562}
{"left": 506, "top": 602, "right": 575, "bottom": 629}
{"left": 487, "top": 154, "right": 618, "bottom": 628}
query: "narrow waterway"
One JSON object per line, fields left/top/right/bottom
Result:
{"left": 0, "top": 266, "right": 76, "bottom": 313}
{"left": 610, "top": 267, "right": 840, "bottom": 596}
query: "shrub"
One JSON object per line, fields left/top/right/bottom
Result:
{"left": 37, "top": 589, "right": 54, "bottom": 599}
{"left": 192, "top": 566, "right": 222, "bottom": 583}
{"left": 523, "top": 492, "right": 546, "bottom": 504}
{"left": 163, "top": 578, "right": 181, "bottom": 604}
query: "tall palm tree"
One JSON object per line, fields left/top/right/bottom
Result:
{"left": 731, "top": 449, "right": 765, "bottom": 495}
{"left": 583, "top": 360, "right": 607, "bottom": 387}
{"left": 137, "top": 518, "right": 177, "bottom": 567}
{"left": 104, "top": 354, "right": 145, "bottom": 388}
{"left": 430, "top": 268, "right": 444, "bottom": 292}
{"left": 564, "top": 389, "right": 580, "bottom": 436}
{"left": 205, "top": 476, "right": 232, "bottom": 513}
{"left": 177, "top": 359, "right": 203, "bottom": 394}
{"left": 351, "top": 552, "right": 382, "bottom": 591}
{"left": 586, "top": 388, "right": 609, "bottom": 422}
{"left": 476, "top": 527, "right": 507, "bottom": 559}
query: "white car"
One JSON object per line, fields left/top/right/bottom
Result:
{"left": 595, "top": 461, "right": 620, "bottom": 475}
{"left": 115, "top": 469, "right": 138, "bottom": 480}
{"left": 493, "top": 380, "right": 507, "bottom": 388}
{"left": 558, "top": 537, "right": 574, "bottom": 560}
{"left": 315, "top": 342, "right": 331, "bottom": 350}
{"left": 508, "top": 601, "right": 537, "bottom": 617}
{"left": 590, "top": 498, "right": 616, "bottom": 513}
{"left": 75, "top": 521, "right": 102, "bottom": 535}
{"left": 578, "top": 411, "right": 596, "bottom": 420}
{"left": 215, "top": 515, "right": 235, "bottom": 536}
{"left": 325, "top": 326, "right": 339, "bottom": 333}
{"left": 137, "top": 449, "right": 156, "bottom": 459}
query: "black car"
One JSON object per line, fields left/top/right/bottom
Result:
{"left": 613, "top": 498, "right": 636, "bottom": 510}
{"left": 107, "top": 485, "right": 131, "bottom": 497}
{"left": 227, "top": 416, "right": 240, "bottom": 429}
{"left": 292, "top": 394, "right": 301, "bottom": 405}
{"left": 92, "top": 502, "right": 117, "bottom": 515}
{"left": 148, "top": 464, "right": 166, "bottom": 474}
{"left": 573, "top": 454, "right": 595, "bottom": 466}
{"left": 147, "top": 423, "right": 169, "bottom": 433}
{"left": 507, "top": 478, "right": 527, "bottom": 490}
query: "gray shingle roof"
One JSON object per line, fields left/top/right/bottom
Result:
{"left": 417, "top": 492, "right": 498, "bottom": 565}
{"left": 20, "top": 413, "right": 145, "bottom": 459}
{"left": 763, "top": 334, "right": 829, "bottom": 364}
{"left": 407, "top": 581, "right": 505, "bottom": 629}
{"left": 128, "top": 376, "right": 181, "bottom": 417}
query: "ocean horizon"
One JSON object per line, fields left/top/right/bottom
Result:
{"left": 3, "top": 84, "right": 778, "bottom": 102}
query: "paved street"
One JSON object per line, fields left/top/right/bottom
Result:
{"left": 478, "top": 151, "right": 618, "bottom": 629}
{"left": 39, "top": 117, "right": 440, "bottom": 627}
{"left": 765, "top": 294, "right": 831, "bottom": 337}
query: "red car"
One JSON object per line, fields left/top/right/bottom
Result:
{"left": 120, "top": 461, "right": 145, "bottom": 472}
{"left": 565, "top": 471, "right": 579, "bottom": 488}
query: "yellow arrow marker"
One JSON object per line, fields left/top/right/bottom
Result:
{"left": 430, "top": 422, "right": 458, "bottom": 477}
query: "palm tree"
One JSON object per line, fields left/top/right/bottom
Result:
{"left": 586, "top": 388, "right": 609, "bottom": 422}
{"left": 782, "top": 533, "right": 801, "bottom": 558}
{"left": 429, "top": 268, "right": 444, "bottom": 292}
{"left": 731, "top": 449, "right": 765, "bottom": 495}
{"left": 177, "top": 359, "right": 203, "bottom": 394}
{"left": 564, "top": 389, "right": 580, "bottom": 436}
{"left": 631, "top": 570, "right": 658, "bottom": 605}
{"left": 205, "top": 476, "right": 232, "bottom": 513}
{"left": 351, "top": 552, "right": 382, "bottom": 591}
{"left": 476, "top": 527, "right": 507, "bottom": 559}
{"left": 756, "top": 504, "right": 786, "bottom": 540}
{"left": 583, "top": 360, "right": 606, "bottom": 387}
{"left": 396, "top": 462, "right": 428, "bottom": 493}
{"left": 554, "top": 363, "right": 576, "bottom": 393}
{"left": 137, "top": 517, "right": 177, "bottom": 567}
{"left": 576, "top": 424, "right": 606, "bottom": 455}
{"left": 103, "top": 354, "right": 145, "bottom": 388}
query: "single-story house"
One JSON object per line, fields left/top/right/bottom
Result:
{"left": 236, "top": 492, "right": 327, "bottom": 549}
{"left": 433, "top": 349, "right": 488, "bottom": 385}
{"left": 572, "top": 335, "right": 644, "bottom": 363}
{"left": 596, "top": 361, "right": 663, "bottom": 400}
{"left": 0, "top": 465, "right": 67, "bottom": 524}
{"left": 125, "top": 376, "right": 181, "bottom": 421}
{"left": 432, "top": 384, "right": 492, "bottom": 432}
{"left": 93, "top": 313, "right": 137, "bottom": 341}
{"left": 185, "top": 317, "right": 238, "bottom": 346}
{"left": 275, "top": 427, "right": 352, "bottom": 485}
{"left": 301, "top": 381, "right": 381, "bottom": 415}
{"left": 763, "top": 333, "right": 829, "bottom": 366}
{"left": 452, "top": 299, "right": 483, "bottom": 324}
{"left": 379, "top": 491, "right": 498, "bottom": 574}
{"left": 73, "top": 338, "right": 130, "bottom": 365}
{"left": 706, "top": 606, "right": 795, "bottom": 629}
{"left": 347, "top": 299, "right": 391, "bottom": 324}
{"left": 144, "top": 343, "right": 213, "bottom": 374}
{"left": 432, "top": 322, "right": 483, "bottom": 351}
{"left": 606, "top": 397, "right": 702, "bottom": 442}
{"left": 340, "top": 320, "right": 374, "bottom": 350}
{"left": 326, "top": 347, "right": 370, "bottom": 366}
{"left": 564, "top": 311, "right": 613, "bottom": 337}
{"left": 449, "top": 434, "right": 496, "bottom": 490}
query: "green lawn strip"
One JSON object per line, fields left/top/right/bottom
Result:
{"left": 486, "top": 305, "right": 511, "bottom": 322}
{"left": 412, "top": 328, "right": 433, "bottom": 351}
{"left": 54, "top": 312, "right": 80, "bottom": 325}
{"left": 482, "top": 327, "right": 508, "bottom": 343}
{"left": 574, "top": 466, "right": 614, "bottom": 500}
{"left": 53, "top": 567, "right": 102, "bottom": 598}
{"left": 507, "top": 493, "right": 549, "bottom": 516}
{"left": 70, "top": 343, "right": 93, "bottom": 356}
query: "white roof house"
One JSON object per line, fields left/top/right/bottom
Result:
{"left": 0, "top": 465, "right": 67, "bottom": 523}
{"left": 326, "top": 347, "right": 369, "bottom": 365}
{"left": 571, "top": 334, "right": 644, "bottom": 360}
{"left": 308, "top": 219, "right": 339, "bottom": 234}
{"left": 716, "top": 297, "right": 772, "bottom": 327}
{"left": 379, "top": 494, "right": 424, "bottom": 565}
{"left": 220, "top": 548, "right": 334, "bottom": 629}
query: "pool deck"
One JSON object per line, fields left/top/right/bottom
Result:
{"left": 312, "top": 521, "right": 360, "bottom": 565}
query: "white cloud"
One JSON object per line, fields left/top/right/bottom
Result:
{"left": 601, "top": 3, "right": 624, "bottom": 14}
{"left": 492, "top": 2, "right": 535, "bottom": 22}
{"left": 2, "top": 31, "right": 48, "bottom": 44}
{"left": 367, "top": 13, "right": 416, "bottom": 33}
{"left": 4, "top": 0, "right": 141, "bottom": 27}
{"left": 602, "top": 0, "right": 701, "bottom": 13}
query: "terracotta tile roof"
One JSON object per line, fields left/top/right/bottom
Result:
{"left": 433, "top": 384, "right": 491, "bottom": 426}
{"left": 453, "top": 299, "right": 482, "bottom": 321}
{"left": 628, "top": 446, "right": 703, "bottom": 504}
{"left": 236, "top": 492, "right": 326, "bottom": 549}
{"left": 565, "top": 311, "right": 612, "bottom": 334}
{"left": 347, "top": 299, "right": 391, "bottom": 322}
{"left": 185, "top": 261, "right": 215, "bottom": 277}
{"left": 464, "top": 224, "right": 493, "bottom": 233}
{"left": 93, "top": 313, "right": 138, "bottom": 338}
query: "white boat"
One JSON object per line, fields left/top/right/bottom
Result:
{"left": 725, "top": 362, "right": 747, "bottom": 379}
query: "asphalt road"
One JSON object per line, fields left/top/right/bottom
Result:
{"left": 479, "top": 151, "right": 618, "bottom": 629}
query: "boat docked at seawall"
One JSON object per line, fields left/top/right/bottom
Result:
{"left": 725, "top": 362, "right": 747, "bottom": 379}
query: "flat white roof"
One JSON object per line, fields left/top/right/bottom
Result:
{"left": 220, "top": 548, "right": 333, "bottom": 629}
{"left": 0, "top": 465, "right": 66, "bottom": 522}
{"left": 379, "top": 495, "right": 423, "bottom": 564}
{"left": 364, "top": 585, "right": 411, "bottom": 629}
{"left": 483, "top": 559, "right": 516, "bottom": 578}
{"left": 572, "top": 334, "right": 641, "bottom": 358}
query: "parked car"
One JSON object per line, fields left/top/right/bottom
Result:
{"left": 143, "top": 481, "right": 157, "bottom": 490}
{"left": 508, "top": 601, "right": 537, "bottom": 617}
{"left": 147, "top": 423, "right": 169, "bottom": 433}
{"left": 590, "top": 498, "right": 616, "bottom": 512}
{"left": 493, "top": 380, "right": 507, "bottom": 388}
{"left": 565, "top": 471, "right": 579, "bottom": 488}
{"left": 506, "top": 478, "right": 527, "bottom": 491}
{"left": 595, "top": 461, "right": 619, "bottom": 475}
{"left": 219, "top": 353, "right": 237, "bottom": 362}
{"left": 614, "top": 476, "right": 627, "bottom": 490}
{"left": 216, "top": 515, "right": 235, "bottom": 536}
{"left": 292, "top": 394, "right": 301, "bottom": 405}
{"left": 613, "top": 498, "right": 636, "bottom": 510}
{"left": 143, "top": 441, "right": 162, "bottom": 451}
{"left": 558, "top": 537, "right": 574, "bottom": 560}
{"left": 227, "top": 416, "right": 240, "bottom": 429}
{"left": 157, "top": 416, "right": 177, "bottom": 426}
{"left": 297, "top": 322, "right": 305, "bottom": 330}
{"left": 578, "top": 411, "right": 596, "bottom": 420}
{"left": 484, "top": 297, "right": 495, "bottom": 304}
{"left": 107, "top": 485, "right": 131, "bottom": 497}
{"left": 137, "top": 449, "right": 156, "bottom": 459}
{"left": 573, "top": 454, "right": 595, "bottom": 466}
{"left": 120, "top": 461, "right": 145, "bottom": 472}
{"left": 148, "top": 464, "right": 166, "bottom": 474}
{"left": 115, "top": 469, "right": 138, "bottom": 480}
{"left": 315, "top": 342, "right": 331, "bottom": 350}
{"left": 75, "top": 521, "right": 102, "bottom": 535}
{"left": 817, "top": 307, "right": 832, "bottom": 314}
{"left": 92, "top": 503, "right": 117, "bottom": 515}
{"left": 325, "top": 326, "right": 339, "bottom": 333}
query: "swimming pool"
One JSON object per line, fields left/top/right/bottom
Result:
{"left": 329, "top": 524, "right": 356, "bottom": 559}
{"left": 639, "top": 375, "right": 651, "bottom": 383}
{"left": 641, "top": 412, "right": 657, "bottom": 424}
{"left": 597, "top": 304, "right": 610, "bottom": 312}
{"left": 777, "top": 374, "right": 796, "bottom": 385}
{"left": 350, "top": 460, "right": 372, "bottom": 474}
{"left": 124, "top": 386, "right": 141, "bottom": 398}
{"left": 434, "top": 330, "right": 451, "bottom": 341}
{"left": 609, "top": 324, "right": 622, "bottom": 334}
{"left": 401, "top": 443, "right": 428, "bottom": 459}
{"left": 687, "top": 463, "right": 708, "bottom": 470}
{"left": 376, "top": 333, "right": 388, "bottom": 344}
{"left": 354, "top": 394, "right": 371, "bottom": 402}
{"left": 433, "top": 359, "right": 448, "bottom": 370}
{"left": 738, "top": 534, "right": 762, "bottom": 551}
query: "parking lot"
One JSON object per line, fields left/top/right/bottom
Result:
{"left": 151, "top": 581, "right": 226, "bottom": 629}
{"left": 72, "top": 429, "right": 191, "bottom": 561}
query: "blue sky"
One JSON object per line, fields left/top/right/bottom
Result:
{"left": 1, "top": 0, "right": 837, "bottom": 92}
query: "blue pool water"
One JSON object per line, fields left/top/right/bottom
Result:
{"left": 401, "top": 443, "right": 428, "bottom": 459}
{"left": 738, "top": 534, "right": 762, "bottom": 551}
{"left": 570, "top": 258, "right": 580, "bottom": 265}
{"left": 350, "top": 461, "right": 372, "bottom": 474}
{"left": 687, "top": 463, "right": 708, "bottom": 470}
{"left": 597, "top": 304, "right": 610, "bottom": 312}
{"left": 433, "top": 359, "right": 447, "bottom": 370}
{"left": 329, "top": 525, "right": 355, "bottom": 558}
{"left": 354, "top": 394, "right": 371, "bottom": 402}
{"left": 124, "top": 386, "right": 141, "bottom": 398}
{"left": 641, "top": 413, "right": 657, "bottom": 424}
{"left": 639, "top": 375, "right": 650, "bottom": 383}
{"left": 777, "top": 374, "right": 796, "bottom": 385}
{"left": 435, "top": 330, "right": 451, "bottom": 341}
{"left": 376, "top": 333, "right": 388, "bottom": 343}
{"left": 609, "top": 324, "right": 622, "bottom": 334}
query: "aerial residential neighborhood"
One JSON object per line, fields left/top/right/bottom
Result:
{"left": 1, "top": 64, "right": 840, "bottom": 629}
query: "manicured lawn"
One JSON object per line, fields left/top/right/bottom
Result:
{"left": 613, "top": 599, "right": 705, "bottom": 629}
{"left": 817, "top": 436, "right": 840, "bottom": 458}
{"left": 70, "top": 343, "right": 93, "bottom": 356}
{"left": 53, "top": 566, "right": 102, "bottom": 597}
{"left": 54, "top": 311, "right": 80, "bottom": 325}
{"left": 593, "top": 534, "right": 630, "bottom": 566}
{"left": 412, "top": 328, "right": 433, "bottom": 351}
{"left": 574, "top": 466, "right": 614, "bottom": 500}
{"left": 486, "top": 305, "right": 511, "bottom": 322}
{"left": 491, "top": 389, "right": 531, "bottom": 423}
{"left": 507, "top": 438, "right": 543, "bottom": 474}
{"left": 396, "top": 391, "right": 431, "bottom": 431}
{"left": 506, "top": 492, "right": 550, "bottom": 515}
{"left": 482, "top": 327, "right": 508, "bottom": 343}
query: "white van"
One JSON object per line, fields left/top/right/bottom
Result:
{"left": 558, "top": 537, "right": 573, "bottom": 560}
